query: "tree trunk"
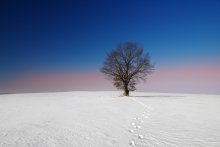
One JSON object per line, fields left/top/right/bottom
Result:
{"left": 124, "top": 86, "right": 129, "bottom": 96}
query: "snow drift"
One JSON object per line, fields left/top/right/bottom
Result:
{"left": 0, "top": 91, "right": 219, "bottom": 147}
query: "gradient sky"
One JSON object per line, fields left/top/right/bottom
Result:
{"left": 0, "top": 0, "right": 220, "bottom": 94}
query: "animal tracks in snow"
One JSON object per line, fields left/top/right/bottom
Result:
{"left": 128, "top": 106, "right": 152, "bottom": 146}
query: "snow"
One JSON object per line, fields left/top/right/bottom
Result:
{"left": 0, "top": 91, "right": 220, "bottom": 147}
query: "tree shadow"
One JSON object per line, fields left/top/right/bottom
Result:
{"left": 0, "top": 92, "right": 13, "bottom": 95}
{"left": 130, "top": 95, "right": 185, "bottom": 98}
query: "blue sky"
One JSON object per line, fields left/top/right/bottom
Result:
{"left": 0, "top": 0, "right": 220, "bottom": 93}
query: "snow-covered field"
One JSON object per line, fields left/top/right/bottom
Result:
{"left": 0, "top": 91, "right": 220, "bottom": 147}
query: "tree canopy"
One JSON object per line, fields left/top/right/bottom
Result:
{"left": 101, "top": 42, "right": 154, "bottom": 96}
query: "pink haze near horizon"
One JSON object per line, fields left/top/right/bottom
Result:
{"left": 3, "top": 64, "right": 220, "bottom": 94}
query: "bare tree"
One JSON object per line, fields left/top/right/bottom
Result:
{"left": 101, "top": 42, "right": 154, "bottom": 96}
